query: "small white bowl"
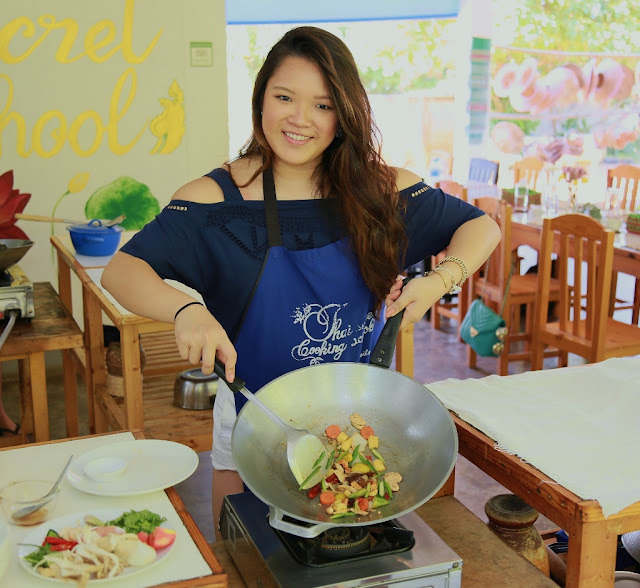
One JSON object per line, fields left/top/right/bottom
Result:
{"left": 84, "top": 457, "right": 127, "bottom": 482}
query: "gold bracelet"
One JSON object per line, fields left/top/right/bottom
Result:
{"left": 424, "top": 270, "right": 448, "bottom": 291}
{"left": 433, "top": 266, "right": 454, "bottom": 288}
{"left": 437, "top": 256, "right": 469, "bottom": 288}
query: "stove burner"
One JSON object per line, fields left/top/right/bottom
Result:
{"left": 275, "top": 520, "right": 415, "bottom": 567}
{"left": 319, "top": 527, "right": 370, "bottom": 559}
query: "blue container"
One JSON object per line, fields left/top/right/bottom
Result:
{"left": 67, "top": 220, "right": 123, "bottom": 256}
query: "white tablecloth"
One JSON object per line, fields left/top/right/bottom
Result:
{"left": 427, "top": 357, "right": 640, "bottom": 518}
{"left": 0, "top": 432, "right": 212, "bottom": 587}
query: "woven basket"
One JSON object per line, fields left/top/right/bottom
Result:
{"left": 105, "top": 341, "right": 147, "bottom": 397}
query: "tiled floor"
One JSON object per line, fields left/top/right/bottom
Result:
{"left": 1, "top": 313, "right": 567, "bottom": 545}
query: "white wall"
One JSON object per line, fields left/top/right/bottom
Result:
{"left": 0, "top": 0, "right": 229, "bottom": 285}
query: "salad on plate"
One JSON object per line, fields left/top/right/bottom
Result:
{"left": 19, "top": 508, "right": 176, "bottom": 585}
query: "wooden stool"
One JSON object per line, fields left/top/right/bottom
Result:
{"left": 0, "top": 282, "right": 83, "bottom": 446}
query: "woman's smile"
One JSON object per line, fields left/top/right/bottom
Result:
{"left": 283, "top": 130, "right": 312, "bottom": 143}
{"left": 262, "top": 56, "right": 338, "bottom": 169}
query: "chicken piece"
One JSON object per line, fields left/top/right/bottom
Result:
{"left": 333, "top": 502, "right": 348, "bottom": 514}
{"left": 349, "top": 413, "right": 366, "bottom": 430}
{"left": 383, "top": 472, "right": 403, "bottom": 492}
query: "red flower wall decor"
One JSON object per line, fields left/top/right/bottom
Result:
{"left": 0, "top": 170, "right": 31, "bottom": 240}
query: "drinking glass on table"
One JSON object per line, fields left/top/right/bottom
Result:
{"left": 513, "top": 181, "right": 529, "bottom": 213}
{"left": 542, "top": 186, "right": 559, "bottom": 217}
{"left": 604, "top": 187, "right": 622, "bottom": 215}
{"left": 603, "top": 187, "right": 624, "bottom": 231}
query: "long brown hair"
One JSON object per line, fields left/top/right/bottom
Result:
{"left": 238, "top": 26, "right": 407, "bottom": 315}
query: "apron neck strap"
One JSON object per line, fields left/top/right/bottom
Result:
{"left": 262, "top": 168, "right": 282, "bottom": 247}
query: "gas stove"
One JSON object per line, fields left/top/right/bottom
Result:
{"left": 0, "top": 264, "right": 34, "bottom": 320}
{"left": 220, "top": 492, "right": 462, "bottom": 588}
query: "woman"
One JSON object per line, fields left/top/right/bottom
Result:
{"left": 101, "top": 26, "right": 500, "bottom": 537}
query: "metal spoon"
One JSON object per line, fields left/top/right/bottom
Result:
{"left": 11, "top": 455, "right": 74, "bottom": 522}
{"left": 213, "top": 360, "right": 329, "bottom": 489}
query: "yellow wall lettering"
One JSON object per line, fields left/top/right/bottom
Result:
{"left": 42, "top": 16, "right": 83, "bottom": 64}
{"left": 0, "top": 74, "right": 31, "bottom": 157}
{"left": 32, "top": 111, "right": 67, "bottom": 158}
{"left": 121, "top": 0, "right": 163, "bottom": 64}
{"left": 107, "top": 67, "right": 146, "bottom": 154}
{"left": 0, "top": 17, "right": 42, "bottom": 63}
{"left": 69, "top": 111, "right": 104, "bottom": 157}
{"left": 0, "top": 1, "right": 162, "bottom": 65}
{"left": 84, "top": 20, "right": 119, "bottom": 63}
{"left": 0, "top": 69, "right": 147, "bottom": 158}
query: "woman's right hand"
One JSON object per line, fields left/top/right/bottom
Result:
{"left": 174, "top": 304, "right": 237, "bottom": 381}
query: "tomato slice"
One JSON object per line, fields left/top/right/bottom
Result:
{"left": 43, "top": 536, "right": 77, "bottom": 551}
{"left": 147, "top": 527, "right": 176, "bottom": 550}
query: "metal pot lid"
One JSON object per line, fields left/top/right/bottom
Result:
{"left": 178, "top": 367, "right": 219, "bottom": 382}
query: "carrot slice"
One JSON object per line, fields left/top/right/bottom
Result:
{"left": 325, "top": 425, "right": 342, "bottom": 439}
{"left": 319, "top": 491, "right": 335, "bottom": 505}
{"left": 360, "top": 425, "right": 374, "bottom": 439}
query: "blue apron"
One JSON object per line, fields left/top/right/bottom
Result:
{"left": 232, "top": 168, "right": 383, "bottom": 413}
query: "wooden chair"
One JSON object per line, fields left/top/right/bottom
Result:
{"left": 466, "top": 198, "right": 559, "bottom": 376}
{"left": 607, "top": 163, "right": 640, "bottom": 212}
{"left": 431, "top": 180, "right": 468, "bottom": 335}
{"left": 531, "top": 214, "right": 640, "bottom": 369}
{"left": 513, "top": 157, "right": 545, "bottom": 191}
{"left": 437, "top": 179, "right": 467, "bottom": 200}
{"left": 607, "top": 164, "right": 640, "bottom": 324}
{"left": 468, "top": 158, "right": 500, "bottom": 185}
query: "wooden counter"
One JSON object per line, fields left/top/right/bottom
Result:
{"left": 50, "top": 235, "right": 213, "bottom": 452}
{"left": 0, "top": 282, "right": 83, "bottom": 446}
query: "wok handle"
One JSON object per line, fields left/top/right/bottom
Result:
{"left": 213, "top": 358, "right": 246, "bottom": 393}
{"left": 369, "top": 276, "right": 413, "bottom": 369}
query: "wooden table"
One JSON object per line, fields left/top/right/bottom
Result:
{"left": 511, "top": 213, "right": 640, "bottom": 279}
{"left": 0, "top": 430, "right": 227, "bottom": 587}
{"left": 427, "top": 358, "right": 640, "bottom": 588}
{"left": 50, "top": 235, "right": 212, "bottom": 452}
{"left": 0, "top": 282, "right": 83, "bottom": 445}
{"left": 452, "top": 414, "right": 640, "bottom": 587}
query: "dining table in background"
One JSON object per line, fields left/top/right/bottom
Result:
{"left": 50, "top": 234, "right": 213, "bottom": 453}
{"left": 511, "top": 211, "right": 640, "bottom": 281}
{"left": 511, "top": 211, "right": 640, "bottom": 323}
{"left": 0, "top": 430, "right": 227, "bottom": 587}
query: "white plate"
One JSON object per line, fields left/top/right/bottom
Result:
{"left": 67, "top": 440, "right": 199, "bottom": 496}
{"left": 17, "top": 508, "right": 175, "bottom": 584}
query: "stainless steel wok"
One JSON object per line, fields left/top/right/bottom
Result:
{"left": 228, "top": 305, "right": 458, "bottom": 538}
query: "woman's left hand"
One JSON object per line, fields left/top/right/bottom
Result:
{"left": 384, "top": 274, "right": 449, "bottom": 330}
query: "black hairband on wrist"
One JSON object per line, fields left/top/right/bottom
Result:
{"left": 174, "top": 301, "right": 203, "bottom": 321}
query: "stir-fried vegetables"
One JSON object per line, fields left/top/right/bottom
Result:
{"left": 22, "top": 509, "right": 175, "bottom": 586}
{"left": 303, "top": 413, "right": 403, "bottom": 519}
